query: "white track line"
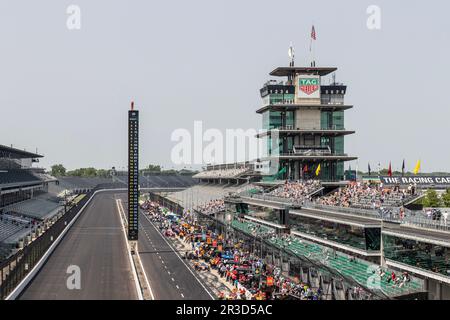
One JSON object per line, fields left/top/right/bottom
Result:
{"left": 116, "top": 198, "right": 154, "bottom": 300}
{"left": 6, "top": 191, "right": 97, "bottom": 300}
{"left": 141, "top": 212, "right": 215, "bottom": 300}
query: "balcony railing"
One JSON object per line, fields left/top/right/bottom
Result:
{"left": 278, "top": 150, "right": 351, "bottom": 157}
{"left": 271, "top": 125, "right": 346, "bottom": 131}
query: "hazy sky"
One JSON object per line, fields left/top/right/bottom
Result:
{"left": 1, "top": 1, "right": 449, "bottom": 172}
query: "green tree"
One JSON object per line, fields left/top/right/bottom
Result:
{"left": 422, "top": 189, "right": 442, "bottom": 208}
{"left": 140, "top": 164, "right": 162, "bottom": 175}
{"left": 442, "top": 189, "right": 450, "bottom": 207}
{"left": 51, "top": 164, "right": 66, "bottom": 177}
{"left": 96, "top": 169, "right": 110, "bottom": 178}
{"left": 147, "top": 164, "right": 161, "bottom": 172}
{"left": 66, "top": 167, "right": 98, "bottom": 177}
{"left": 83, "top": 167, "right": 97, "bottom": 177}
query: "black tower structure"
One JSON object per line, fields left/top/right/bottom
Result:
{"left": 128, "top": 101, "right": 139, "bottom": 241}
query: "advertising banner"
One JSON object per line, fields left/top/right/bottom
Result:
{"left": 379, "top": 176, "right": 450, "bottom": 186}
{"left": 297, "top": 75, "right": 321, "bottom": 99}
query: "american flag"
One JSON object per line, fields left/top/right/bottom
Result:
{"left": 311, "top": 25, "right": 316, "bottom": 40}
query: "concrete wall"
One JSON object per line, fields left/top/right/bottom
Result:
{"left": 426, "top": 279, "right": 450, "bottom": 300}
{"left": 295, "top": 109, "right": 321, "bottom": 131}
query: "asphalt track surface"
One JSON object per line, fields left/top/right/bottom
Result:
{"left": 19, "top": 191, "right": 213, "bottom": 300}
{"left": 19, "top": 193, "right": 138, "bottom": 300}
{"left": 126, "top": 194, "right": 213, "bottom": 300}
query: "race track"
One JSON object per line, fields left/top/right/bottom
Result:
{"left": 19, "top": 192, "right": 138, "bottom": 300}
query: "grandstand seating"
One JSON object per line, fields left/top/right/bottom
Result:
{"left": 267, "top": 180, "right": 322, "bottom": 201}
{"left": 167, "top": 184, "right": 240, "bottom": 207}
{"left": 139, "top": 175, "right": 197, "bottom": 188}
{"left": 51, "top": 175, "right": 196, "bottom": 194}
{"left": 193, "top": 168, "right": 250, "bottom": 179}
{"left": 55, "top": 177, "right": 113, "bottom": 190}
{"left": 231, "top": 218, "right": 424, "bottom": 298}
{"left": 196, "top": 199, "right": 225, "bottom": 215}
{"left": 0, "top": 159, "right": 21, "bottom": 170}
{"left": 0, "top": 170, "right": 41, "bottom": 185}
{"left": 0, "top": 215, "right": 30, "bottom": 242}
{"left": 0, "top": 244, "right": 13, "bottom": 260}
{"left": 317, "top": 182, "right": 417, "bottom": 209}
{"left": 4, "top": 198, "right": 62, "bottom": 221}
{"left": 32, "top": 172, "right": 57, "bottom": 182}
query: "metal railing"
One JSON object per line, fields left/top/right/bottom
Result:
{"left": 0, "top": 189, "right": 94, "bottom": 299}
{"left": 0, "top": 183, "right": 124, "bottom": 300}
{"left": 271, "top": 126, "right": 347, "bottom": 131}
{"left": 304, "top": 202, "right": 381, "bottom": 219}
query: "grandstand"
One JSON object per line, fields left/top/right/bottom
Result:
{"left": 317, "top": 182, "right": 421, "bottom": 210}
{"left": 0, "top": 145, "right": 58, "bottom": 207}
{"left": 255, "top": 66, "right": 357, "bottom": 182}
{"left": 139, "top": 174, "right": 196, "bottom": 188}
{"left": 193, "top": 167, "right": 250, "bottom": 179}
{"left": 266, "top": 180, "right": 322, "bottom": 202}
{"left": 3, "top": 197, "right": 62, "bottom": 221}
{"left": 217, "top": 177, "right": 450, "bottom": 299}
{"left": 0, "top": 169, "right": 41, "bottom": 186}
{"left": 50, "top": 176, "right": 116, "bottom": 195}
{"left": 0, "top": 144, "right": 60, "bottom": 261}
{"left": 46, "top": 174, "right": 196, "bottom": 198}
{"left": 0, "top": 215, "right": 31, "bottom": 243}
{"left": 163, "top": 184, "right": 239, "bottom": 209}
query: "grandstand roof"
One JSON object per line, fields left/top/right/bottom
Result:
{"left": 232, "top": 218, "right": 424, "bottom": 298}
{"left": 270, "top": 67, "right": 337, "bottom": 77}
{"left": 291, "top": 209, "right": 381, "bottom": 228}
{"left": 382, "top": 228, "right": 450, "bottom": 247}
{"left": 256, "top": 129, "right": 356, "bottom": 138}
{"left": 261, "top": 155, "right": 358, "bottom": 161}
{"left": 0, "top": 144, "right": 43, "bottom": 159}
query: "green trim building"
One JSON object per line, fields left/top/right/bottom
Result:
{"left": 257, "top": 66, "right": 357, "bottom": 181}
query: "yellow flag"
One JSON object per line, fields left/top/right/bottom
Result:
{"left": 413, "top": 160, "right": 421, "bottom": 175}
{"left": 315, "top": 164, "right": 321, "bottom": 176}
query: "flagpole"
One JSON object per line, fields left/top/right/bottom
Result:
{"left": 309, "top": 24, "right": 316, "bottom": 67}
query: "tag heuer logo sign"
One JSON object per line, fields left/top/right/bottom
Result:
{"left": 299, "top": 78, "right": 320, "bottom": 95}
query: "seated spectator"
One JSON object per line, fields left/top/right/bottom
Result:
{"left": 196, "top": 199, "right": 225, "bottom": 215}
{"left": 316, "top": 182, "right": 417, "bottom": 210}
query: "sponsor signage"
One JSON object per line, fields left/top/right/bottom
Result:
{"left": 266, "top": 276, "right": 274, "bottom": 287}
{"left": 297, "top": 75, "right": 320, "bottom": 99}
{"left": 379, "top": 176, "right": 450, "bottom": 186}
{"left": 128, "top": 109, "right": 139, "bottom": 240}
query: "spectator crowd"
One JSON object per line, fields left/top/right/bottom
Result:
{"left": 196, "top": 199, "right": 225, "bottom": 215}
{"left": 140, "top": 199, "right": 322, "bottom": 300}
{"left": 194, "top": 167, "right": 250, "bottom": 179}
{"left": 317, "top": 182, "right": 415, "bottom": 209}
{"left": 268, "top": 180, "right": 321, "bottom": 202}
